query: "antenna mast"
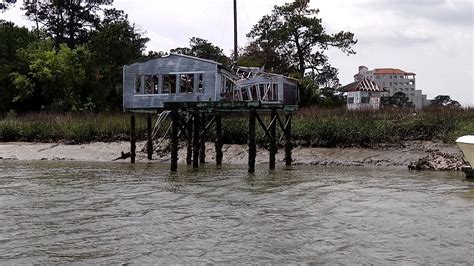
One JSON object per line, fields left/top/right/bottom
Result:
{"left": 233, "top": 0, "right": 238, "bottom": 62}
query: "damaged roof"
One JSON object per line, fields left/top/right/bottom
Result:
{"left": 340, "top": 78, "right": 384, "bottom": 92}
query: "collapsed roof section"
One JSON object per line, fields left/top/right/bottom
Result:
{"left": 340, "top": 78, "right": 385, "bottom": 92}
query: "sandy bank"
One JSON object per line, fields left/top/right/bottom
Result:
{"left": 0, "top": 141, "right": 467, "bottom": 170}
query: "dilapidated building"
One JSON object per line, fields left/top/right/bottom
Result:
{"left": 123, "top": 53, "right": 298, "bottom": 110}
{"left": 340, "top": 78, "right": 384, "bottom": 110}
{"left": 122, "top": 53, "right": 299, "bottom": 173}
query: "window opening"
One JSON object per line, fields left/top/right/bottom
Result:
{"left": 180, "top": 74, "right": 194, "bottom": 93}
{"left": 163, "top": 74, "right": 177, "bottom": 94}
{"left": 144, "top": 75, "right": 153, "bottom": 94}
{"left": 135, "top": 75, "right": 141, "bottom": 94}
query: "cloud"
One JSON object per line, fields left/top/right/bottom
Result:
{"left": 359, "top": 0, "right": 473, "bottom": 27}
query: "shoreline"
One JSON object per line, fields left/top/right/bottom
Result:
{"left": 0, "top": 141, "right": 467, "bottom": 170}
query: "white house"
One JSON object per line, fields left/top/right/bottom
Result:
{"left": 340, "top": 78, "right": 384, "bottom": 110}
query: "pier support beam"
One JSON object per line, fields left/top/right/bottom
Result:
{"left": 285, "top": 113, "right": 292, "bottom": 166}
{"left": 215, "top": 114, "right": 223, "bottom": 166}
{"left": 170, "top": 109, "right": 179, "bottom": 172}
{"left": 248, "top": 109, "right": 256, "bottom": 173}
{"left": 193, "top": 111, "right": 200, "bottom": 168}
{"left": 199, "top": 113, "right": 206, "bottom": 164}
{"left": 269, "top": 109, "right": 277, "bottom": 170}
{"left": 130, "top": 114, "right": 136, "bottom": 164}
{"left": 146, "top": 113, "right": 153, "bottom": 160}
{"left": 186, "top": 113, "right": 193, "bottom": 165}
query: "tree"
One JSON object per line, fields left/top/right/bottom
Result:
{"left": 0, "top": 21, "right": 38, "bottom": 113}
{"left": 22, "top": 0, "right": 113, "bottom": 48}
{"left": 431, "top": 95, "right": 460, "bottom": 107}
{"left": 381, "top": 92, "right": 414, "bottom": 108}
{"left": 237, "top": 40, "right": 292, "bottom": 74}
{"left": 171, "top": 37, "right": 230, "bottom": 64}
{"left": 11, "top": 41, "right": 91, "bottom": 112}
{"left": 247, "top": 1, "right": 357, "bottom": 78}
{"left": 87, "top": 8, "right": 149, "bottom": 111}
{"left": 0, "top": 0, "right": 15, "bottom": 11}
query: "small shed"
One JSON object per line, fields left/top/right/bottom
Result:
{"left": 340, "top": 78, "right": 384, "bottom": 110}
{"left": 123, "top": 54, "right": 298, "bottom": 110}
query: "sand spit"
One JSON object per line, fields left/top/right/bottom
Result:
{"left": 0, "top": 141, "right": 468, "bottom": 170}
{"left": 0, "top": 141, "right": 466, "bottom": 170}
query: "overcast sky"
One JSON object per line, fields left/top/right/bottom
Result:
{"left": 2, "top": 0, "right": 473, "bottom": 105}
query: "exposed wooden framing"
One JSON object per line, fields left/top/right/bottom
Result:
{"left": 269, "top": 109, "right": 277, "bottom": 170}
{"left": 130, "top": 114, "right": 136, "bottom": 164}
{"left": 200, "top": 116, "right": 216, "bottom": 136}
{"left": 193, "top": 110, "right": 200, "bottom": 168}
{"left": 146, "top": 113, "right": 153, "bottom": 160}
{"left": 248, "top": 109, "right": 256, "bottom": 173}
{"left": 255, "top": 113, "right": 276, "bottom": 141}
{"left": 215, "top": 114, "right": 223, "bottom": 165}
{"left": 170, "top": 109, "right": 179, "bottom": 172}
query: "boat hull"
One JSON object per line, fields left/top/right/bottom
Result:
{"left": 456, "top": 135, "right": 474, "bottom": 167}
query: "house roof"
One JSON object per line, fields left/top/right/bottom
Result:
{"left": 168, "top": 53, "right": 222, "bottom": 65}
{"left": 340, "top": 78, "right": 384, "bottom": 92}
{"left": 374, "top": 68, "right": 416, "bottom": 75}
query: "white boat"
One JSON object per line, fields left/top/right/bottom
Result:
{"left": 456, "top": 135, "right": 474, "bottom": 167}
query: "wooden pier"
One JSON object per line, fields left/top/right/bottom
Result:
{"left": 127, "top": 101, "right": 296, "bottom": 172}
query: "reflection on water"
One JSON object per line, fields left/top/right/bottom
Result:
{"left": 0, "top": 161, "right": 473, "bottom": 264}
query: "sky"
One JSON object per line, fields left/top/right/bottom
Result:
{"left": 2, "top": 0, "right": 473, "bottom": 105}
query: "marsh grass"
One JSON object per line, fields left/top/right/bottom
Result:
{"left": 1, "top": 107, "right": 473, "bottom": 147}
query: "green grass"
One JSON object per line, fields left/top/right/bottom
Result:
{"left": 1, "top": 107, "right": 473, "bottom": 147}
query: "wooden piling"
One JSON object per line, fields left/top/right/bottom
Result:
{"left": 146, "top": 113, "right": 153, "bottom": 160}
{"left": 215, "top": 114, "right": 223, "bottom": 165}
{"left": 192, "top": 111, "right": 200, "bottom": 168}
{"left": 285, "top": 113, "right": 292, "bottom": 166}
{"left": 186, "top": 113, "right": 193, "bottom": 165}
{"left": 248, "top": 109, "right": 256, "bottom": 173}
{"left": 199, "top": 113, "right": 206, "bottom": 164}
{"left": 269, "top": 109, "right": 277, "bottom": 170}
{"left": 130, "top": 114, "right": 136, "bottom": 164}
{"left": 170, "top": 109, "right": 179, "bottom": 172}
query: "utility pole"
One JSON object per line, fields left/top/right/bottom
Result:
{"left": 233, "top": 0, "right": 238, "bottom": 62}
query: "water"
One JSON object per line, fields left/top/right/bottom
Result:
{"left": 0, "top": 161, "right": 473, "bottom": 264}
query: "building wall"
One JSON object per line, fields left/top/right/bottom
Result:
{"left": 346, "top": 91, "right": 381, "bottom": 110}
{"left": 354, "top": 66, "right": 429, "bottom": 109}
{"left": 123, "top": 55, "right": 219, "bottom": 110}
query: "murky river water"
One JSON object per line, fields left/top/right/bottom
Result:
{"left": 0, "top": 161, "right": 473, "bottom": 264}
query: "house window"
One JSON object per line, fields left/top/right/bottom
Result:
{"left": 144, "top": 75, "right": 154, "bottom": 94}
{"left": 270, "top": 83, "right": 278, "bottom": 101}
{"left": 259, "top": 84, "right": 266, "bottom": 100}
{"left": 394, "top": 82, "right": 398, "bottom": 85}
{"left": 153, "top": 75, "right": 159, "bottom": 94}
{"left": 348, "top": 97, "right": 354, "bottom": 104}
{"left": 163, "top": 74, "right": 177, "bottom": 94}
{"left": 241, "top": 87, "right": 250, "bottom": 101}
{"left": 250, "top": 85, "right": 258, "bottom": 100}
{"left": 197, "top": 74, "right": 204, "bottom": 93}
{"left": 180, "top": 74, "right": 194, "bottom": 93}
{"left": 361, "top": 97, "right": 370, "bottom": 104}
{"left": 400, "top": 75, "right": 403, "bottom": 79}
{"left": 135, "top": 75, "right": 141, "bottom": 94}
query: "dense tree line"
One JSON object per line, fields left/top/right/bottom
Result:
{"left": 1, "top": 0, "right": 356, "bottom": 113}
{"left": 0, "top": 1, "right": 148, "bottom": 112}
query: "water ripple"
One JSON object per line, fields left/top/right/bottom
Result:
{"left": 0, "top": 161, "right": 472, "bottom": 264}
